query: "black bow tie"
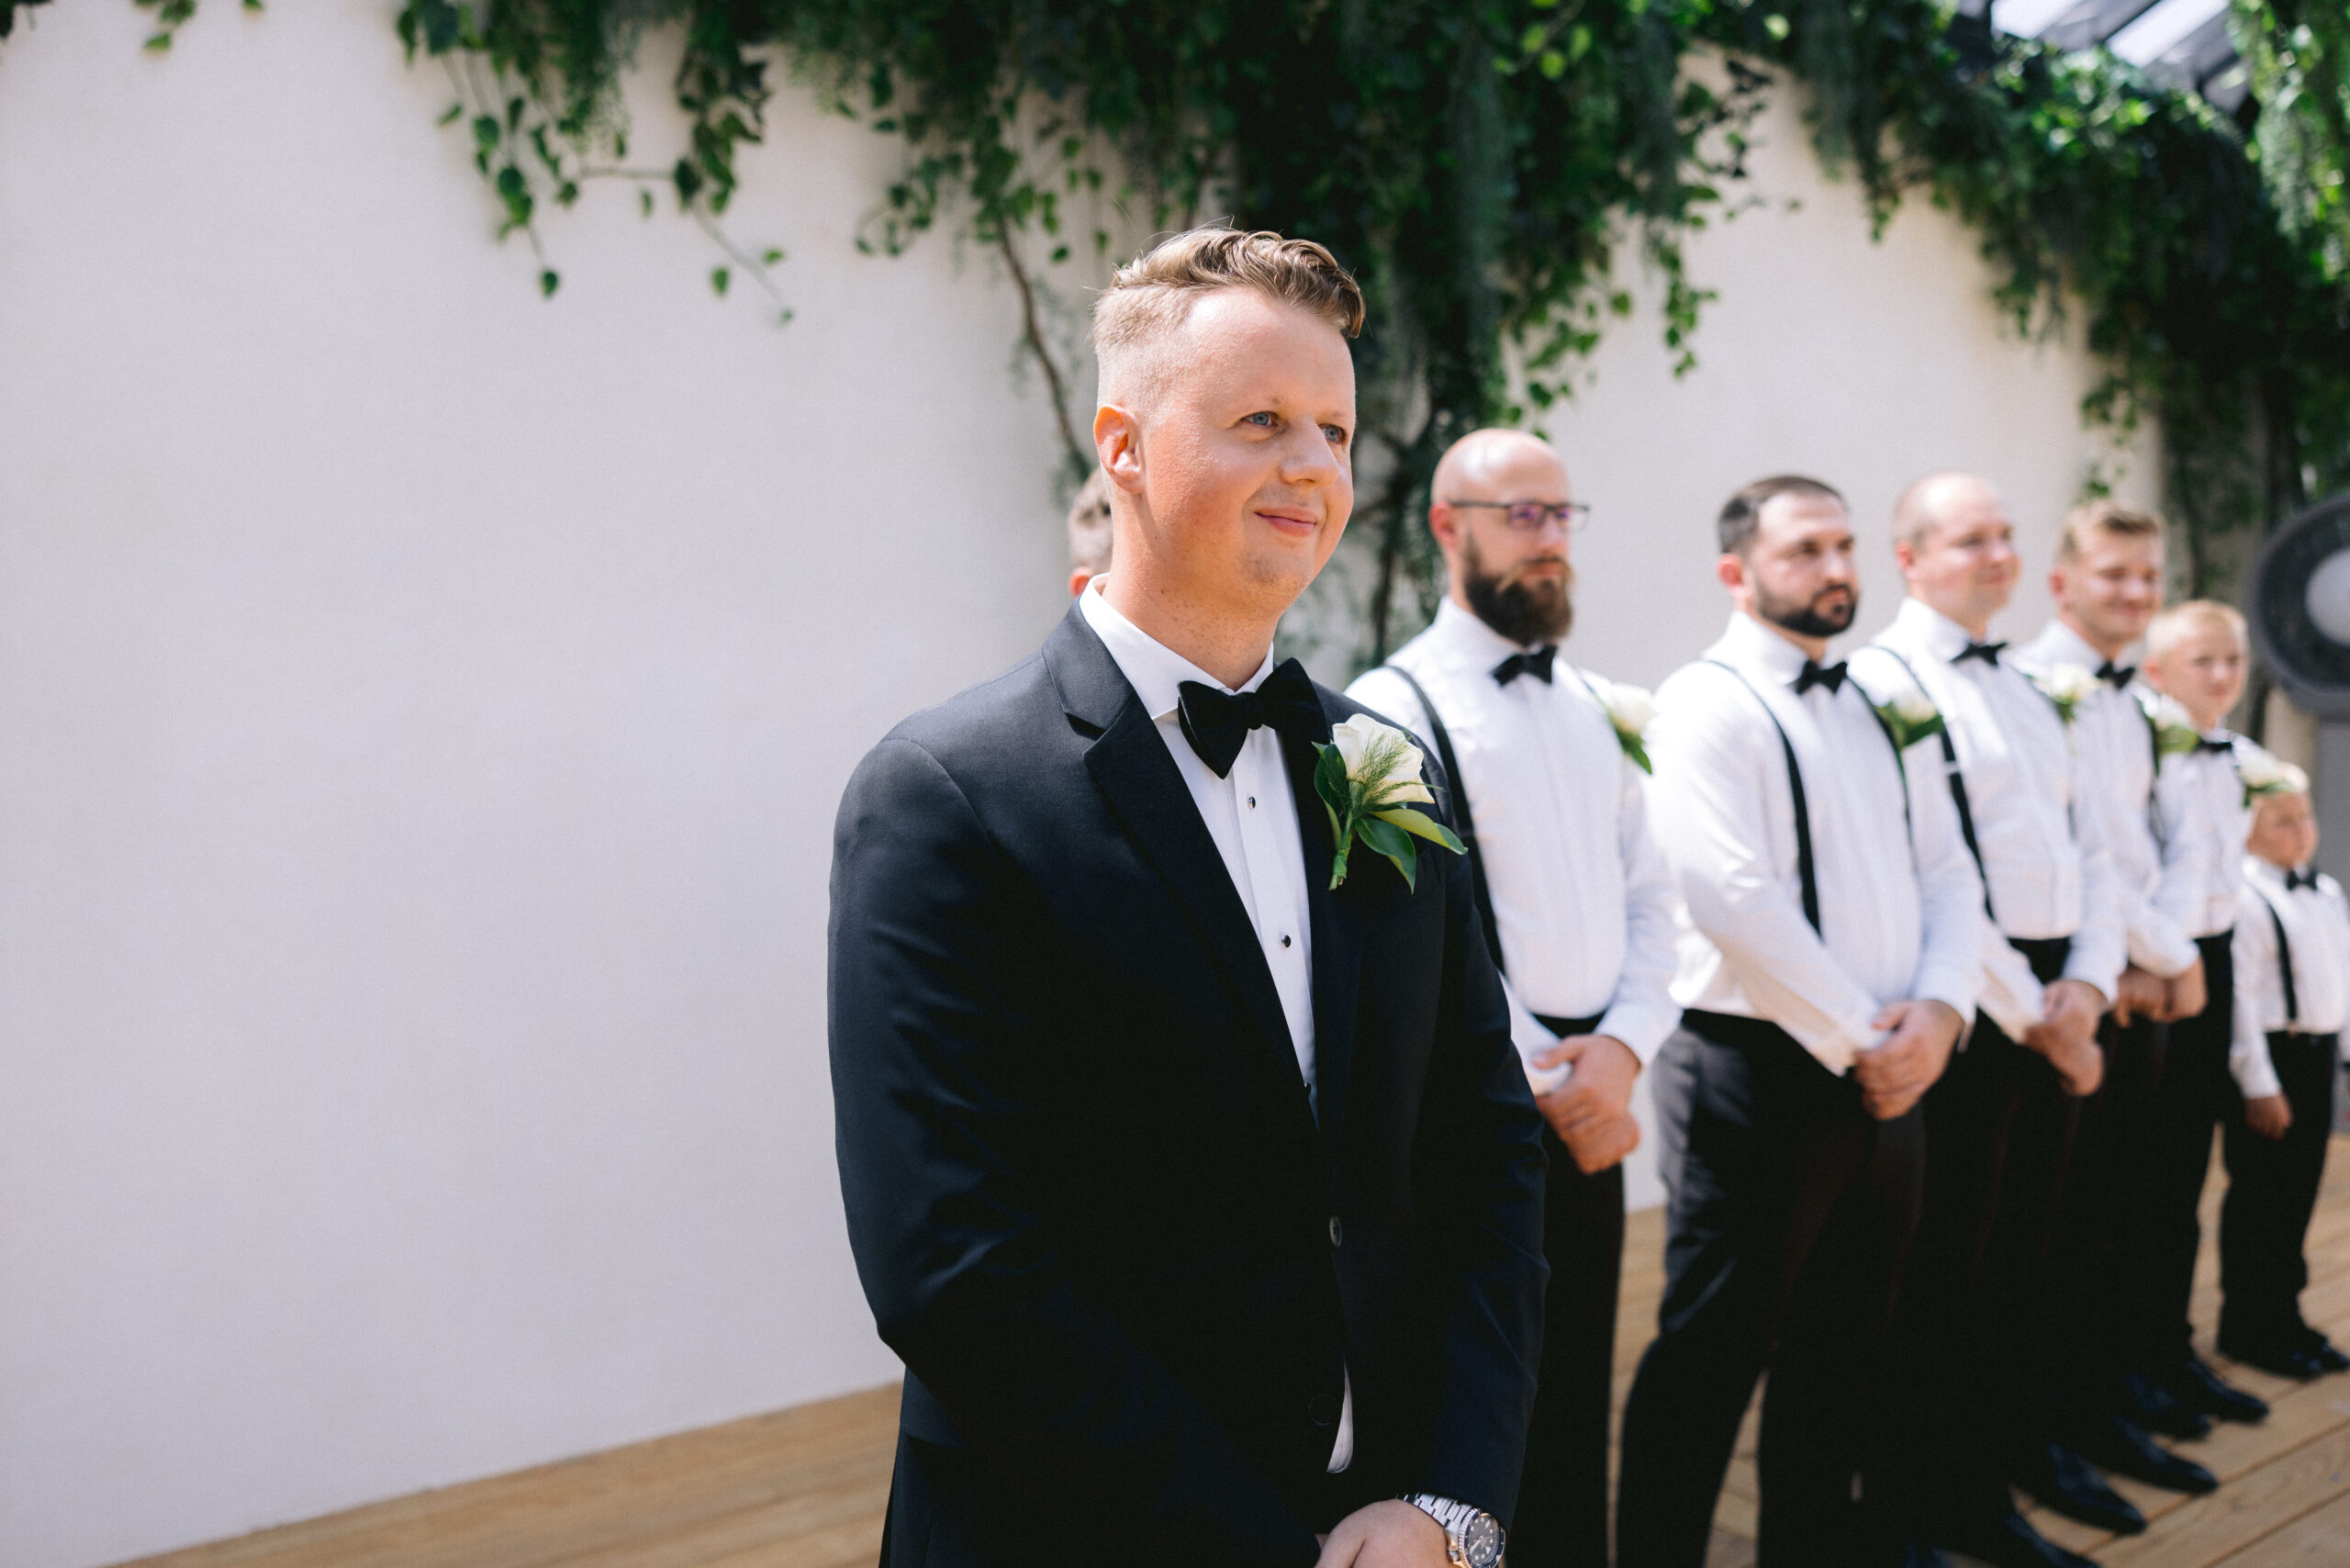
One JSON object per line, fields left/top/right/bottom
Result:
{"left": 2287, "top": 868, "right": 2320, "bottom": 892}
{"left": 2097, "top": 660, "right": 2137, "bottom": 688}
{"left": 2197, "top": 736, "right": 2235, "bottom": 755}
{"left": 1794, "top": 659, "right": 1848, "bottom": 696}
{"left": 1953, "top": 640, "right": 2007, "bottom": 666}
{"left": 1176, "top": 657, "right": 1326, "bottom": 778}
{"left": 1492, "top": 645, "right": 1558, "bottom": 687}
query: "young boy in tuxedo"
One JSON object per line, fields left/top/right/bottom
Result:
{"left": 2130, "top": 602, "right": 2269, "bottom": 1426}
{"left": 2218, "top": 776, "right": 2350, "bottom": 1379}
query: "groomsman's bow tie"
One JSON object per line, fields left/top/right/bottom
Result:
{"left": 1492, "top": 645, "right": 1559, "bottom": 687}
{"left": 2196, "top": 736, "right": 2235, "bottom": 754}
{"left": 1176, "top": 658, "right": 1326, "bottom": 778}
{"left": 2287, "top": 868, "right": 2321, "bottom": 892}
{"left": 1794, "top": 660, "right": 1849, "bottom": 696}
{"left": 1952, "top": 640, "right": 2007, "bottom": 666}
{"left": 2098, "top": 661, "right": 2138, "bottom": 688}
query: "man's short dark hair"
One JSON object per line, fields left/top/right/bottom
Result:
{"left": 1718, "top": 475, "right": 1846, "bottom": 556}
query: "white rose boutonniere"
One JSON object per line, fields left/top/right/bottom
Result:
{"left": 2031, "top": 663, "right": 2099, "bottom": 726}
{"left": 2236, "top": 744, "right": 2310, "bottom": 807}
{"left": 2139, "top": 691, "right": 2202, "bottom": 772}
{"left": 1314, "top": 715, "right": 1467, "bottom": 890}
{"left": 1871, "top": 686, "right": 1947, "bottom": 751}
{"left": 1589, "top": 677, "right": 1655, "bottom": 774}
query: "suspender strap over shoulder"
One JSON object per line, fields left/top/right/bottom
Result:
{"left": 1876, "top": 645, "right": 1992, "bottom": 923}
{"left": 1382, "top": 666, "right": 1505, "bottom": 973}
{"left": 2257, "top": 890, "right": 2301, "bottom": 1028}
{"left": 1704, "top": 659, "right": 1821, "bottom": 935}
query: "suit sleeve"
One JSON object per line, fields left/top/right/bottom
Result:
{"left": 829, "top": 736, "right": 1324, "bottom": 1566}
{"left": 1407, "top": 753, "right": 1550, "bottom": 1526}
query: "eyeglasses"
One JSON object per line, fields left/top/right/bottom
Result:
{"left": 1445, "top": 499, "right": 1593, "bottom": 534}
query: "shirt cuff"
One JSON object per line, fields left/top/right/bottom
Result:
{"left": 2126, "top": 918, "right": 2200, "bottom": 980}
{"left": 2231, "top": 1039, "right": 2283, "bottom": 1101}
{"left": 1507, "top": 991, "right": 1570, "bottom": 1097}
{"left": 1595, "top": 1000, "right": 1680, "bottom": 1067}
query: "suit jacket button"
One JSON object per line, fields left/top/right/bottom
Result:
{"left": 1328, "top": 1215, "right": 1344, "bottom": 1247}
{"left": 1308, "top": 1393, "right": 1340, "bottom": 1426}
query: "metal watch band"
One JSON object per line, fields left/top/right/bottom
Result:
{"left": 1401, "top": 1493, "right": 1503, "bottom": 1568}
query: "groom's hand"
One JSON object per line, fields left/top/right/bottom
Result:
{"left": 1315, "top": 1500, "right": 1449, "bottom": 1566}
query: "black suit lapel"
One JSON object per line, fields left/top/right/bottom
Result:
{"left": 1285, "top": 696, "right": 1362, "bottom": 1152}
{"left": 1046, "top": 607, "right": 1316, "bottom": 1122}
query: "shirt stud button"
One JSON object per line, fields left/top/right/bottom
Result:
{"left": 1248, "top": 796, "right": 1257, "bottom": 808}
{"left": 1328, "top": 1215, "right": 1344, "bottom": 1247}
{"left": 1281, "top": 935, "right": 1292, "bottom": 948}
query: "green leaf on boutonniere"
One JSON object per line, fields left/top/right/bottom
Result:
{"left": 1311, "top": 715, "right": 1468, "bottom": 890}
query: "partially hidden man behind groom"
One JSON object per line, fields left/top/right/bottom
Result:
{"left": 829, "top": 229, "right": 1549, "bottom": 1568}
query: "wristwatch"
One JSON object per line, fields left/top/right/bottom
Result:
{"left": 1401, "top": 1493, "right": 1505, "bottom": 1567}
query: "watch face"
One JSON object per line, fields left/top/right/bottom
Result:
{"left": 1461, "top": 1512, "right": 1503, "bottom": 1568}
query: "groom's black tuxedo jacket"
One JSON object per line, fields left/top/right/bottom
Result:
{"left": 830, "top": 604, "right": 1548, "bottom": 1566}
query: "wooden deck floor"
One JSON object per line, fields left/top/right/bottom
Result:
{"left": 125, "top": 1143, "right": 2350, "bottom": 1568}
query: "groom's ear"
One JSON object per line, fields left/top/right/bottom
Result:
{"left": 1095, "top": 403, "right": 1145, "bottom": 492}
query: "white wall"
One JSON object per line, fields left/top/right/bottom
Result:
{"left": 0, "top": 6, "right": 1070, "bottom": 1566}
{"left": 0, "top": 10, "right": 2152, "bottom": 1566}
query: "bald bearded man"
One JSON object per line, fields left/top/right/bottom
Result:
{"left": 1351, "top": 431, "right": 1682, "bottom": 1568}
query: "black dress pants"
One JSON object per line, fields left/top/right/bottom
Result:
{"left": 1617, "top": 1013, "right": 1926, "bottom": 1568}
{"left": 1512, "top": 1013, "right": 1628, "bottom": 1568}
{"left": 2125, "top": 932, "right": 2236, "bottom": 1369}
{"left": 2220, "top": 1031, "right": 2342, "bottom": 1345}
{"left": 1884, "top": 939, "right": 2077, "bottom": 1530}
{"left": 2042, "top": 1008, "right": 2164, "bottom": 1406}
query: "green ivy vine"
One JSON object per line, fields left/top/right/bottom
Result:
{"left": 5, "top": 0, "right": 2347, "bottom": 667}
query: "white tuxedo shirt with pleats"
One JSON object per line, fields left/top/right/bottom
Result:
{"left": 2230, "top": 857, "right": 2350, "bottom": 1098}
{"left": 1647, "top": 612, "right": 1984, "bottom": 1074}
{"left": 1349, "top": 599, "right": 1683, "bottom": 1093}
{"left": 1853, "top": 599, "right": 2126, "bottom": 1039}
{"left": 2014, "top": 621, "right": 2205, "bottom": 978}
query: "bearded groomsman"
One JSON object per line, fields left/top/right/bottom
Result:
{"left": 831, "top": 230, "right": 1547, "bottom": 1568}
{"left": 2013, "top": 502, "right": 2233, "bottom": 1489}
{"left": 1349, "top": 430, "right": 1681, "bottom": 1568}
{"left": 1849, "top": 475, "right": 2125, "bottom": 1568}
{"left": 1617, "top": 476, "right": 1982, "bottom": 1568}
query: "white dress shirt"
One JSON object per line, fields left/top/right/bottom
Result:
{"left": 1648, "top": 612, "right": 1985, "bottom": 1073}
{"left": 2229, "top": 857, "right": 2350, "bottom": 1098}
{"left": 2147, "top": 731, "right": 2255, "bottom": 941}
{"left": 1853, "top": 599, "right": 2125, "bottom": 1039}
{"left": 1348, "top": 599, "right": 1684, "bottom": 1093}
{"left": 1077, "top": 582, "right": 1351, "bottom": 1472}
{"left": 2015, "top": 622, "right": 2202, "bottom": 978}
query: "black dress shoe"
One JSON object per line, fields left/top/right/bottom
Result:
{"left": 2218, "top": 1331, "right": 2326, "bottom": 1381}
{"left": 2074, "top": 1413, "right": 2219, "bottom": 1494}
{"left": 2307, "top": 1338, "right": 2350, "bottom": 1374}
{"left": 1930, "top": 1509, "right": 2103, "bottom": 1568}
{"left": 2119, "top": 1369, "right": 2212, "bottom": 1439}
{"left": 2010, "top": 1440, "right": 2148, "bottom": 1535}
{"left": 2167, "top": 1353, "right": 2269, "bottom": 1423}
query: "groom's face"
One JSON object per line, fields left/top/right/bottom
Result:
{"left": 1113, "top": 288, "right": 1355, "bottom": 622}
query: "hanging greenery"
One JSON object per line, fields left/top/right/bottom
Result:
{"left": 6, "top": 0, "right": 2349, "bottom": 656}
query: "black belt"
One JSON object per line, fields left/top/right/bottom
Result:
{"left": 1535, "top": 1013, "right": 1607, "bottom": 1038}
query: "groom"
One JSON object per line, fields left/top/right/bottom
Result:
{"left": 830, "top": 228, "right": 1549, "bottom": 1568}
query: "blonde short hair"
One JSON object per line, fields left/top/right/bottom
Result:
{"left": 2145, "top": 599, "right": 2247, "bottom": 659}
{"left": 2055, "top": 498, "right": 2165, "bottom": 566}
{"left": 1091, "top": 228, "right": 1364, "bottom": 382}
{"left": 1067, "top": 468, "right": 1113, "bottom": 576}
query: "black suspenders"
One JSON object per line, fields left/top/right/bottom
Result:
{"left": 2255, "top": 888, "right": 2302, "bottom": 1029}
{"left": 1876, "top": 645, "right": 1994, "bottom": 923}
{"left": 1382, "top": 666, "right": 1505, "bottom": 974}
{"left": 1704, "top": 661, "right": 1823, "bottom": 935}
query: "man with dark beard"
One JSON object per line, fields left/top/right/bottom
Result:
{"left": 1349, "top": 430, "right": 1682, "bottom": 1568}
{"left": 1617, "top": 476, "right": 1982, "bottom": 1568}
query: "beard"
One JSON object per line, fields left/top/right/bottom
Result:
{"left": 1460, "top": 532, "right": 1575, "bottom": 645}
{"left": 1755, "top": 579, "right": 1856, "bottom": 639}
